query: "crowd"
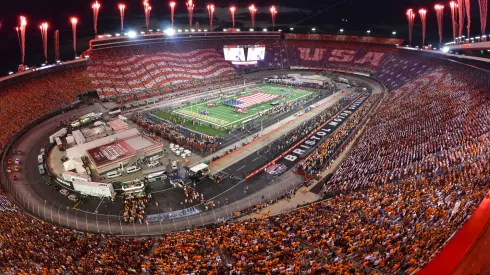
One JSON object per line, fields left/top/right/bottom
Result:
{"left": 266, "top": 78, "right": 333, "bottom": 91}
{"left": 297, "top": 93, "right": 380, "bottom": 176}
{"left": 123, "top": 196, "right": 148, "bottom": 224}
{"left": 256, "top": 99, "right": 348, "bottom": 160}
{"left": 133, "top": 112, "right": 222, "bottom": 153}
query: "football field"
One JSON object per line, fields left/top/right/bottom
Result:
{"left": 154, "top": 84, "right": 314, "bottom": 136}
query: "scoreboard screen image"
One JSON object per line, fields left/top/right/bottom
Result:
{"left": 223, "top": 46, "right": 246, "bottom": 62}
{"left": 247, "top": 46, "right": 266, "bottom": 61}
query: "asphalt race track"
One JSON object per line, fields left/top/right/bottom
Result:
{"left": 5, "top": 71, "right": 385, "bottom": 235}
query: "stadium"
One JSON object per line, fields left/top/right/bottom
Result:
{"left": 0, "top": 0, "right": 490, "bottom": 274}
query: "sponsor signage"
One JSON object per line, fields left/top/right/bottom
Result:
{"left": 265, "top": 164, "right": 287, "bottom": 175}
{"left": 245, "top": 94, "right": 368, "bottom": 179}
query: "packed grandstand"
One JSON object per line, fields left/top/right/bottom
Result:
{"left": 0, "top": 32, "right": 489, "bottom": 275}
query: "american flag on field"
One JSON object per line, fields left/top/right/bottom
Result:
{"left": 223, "top": 91, "right": 279, "bottom": 108}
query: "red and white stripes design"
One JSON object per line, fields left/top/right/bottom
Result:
{"left": 235, "top": 91, "right": 279, "bottom": 108}
{"left": 87, "top": 49, "right": 236, "bottom": 96}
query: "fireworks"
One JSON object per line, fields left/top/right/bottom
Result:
{"left": 457, "top": 0, "right": 464, "bottom": 37}
{"left": 465, "top": 0, "right": 471, "bottom": 37}
{"left": 406, "top": 9, "right": 415, "bottom": 45}
{"left": 450, "top": 1, "right": 458, "bottom": 40}
{"left": 119, "top": 4, "right": 125, "bottom": 32}
{"left": 434, "top": 4, "right": 444, "bottom": 45}
{"left": 270, "top": 6, "right": 277, "bottom": 31}
{"left": 230, "top": 6, "right": 236, "bottom": 28}
{"left": 207, "top": 4, "right": 214, "bottom": 31}
{"left": 143, "top": 0, "right": 152, "bottom": 31}
{"left": 478, "top": 0, "right": 488, "bottom": 36}
{"left": 71, "top": 17, "right": 77, "bottom": 58}
{"left": 40, "top": 22, "right": 48, "bottom": 63}
{"left": 19, "top": 16, "right": 27, "bottom": 65}
{"left": 92, "top": 1, "right": 101, "bottom": 35}
{"left": 419, "top": 9, "right": 427, "bottom": 46}
{"left": 170, "top": 2, "right": 176, "bottom": 28}
{"left": 249, "top": 4, "right": 257, "bottom": 29}
{"left": 186, "top": 0, "right": 195, "bottom": 29}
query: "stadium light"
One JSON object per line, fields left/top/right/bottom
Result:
{"left": 442, "top": 47, "right": 449, "bottom": 53}
{"left": 312, "top": 28, "right": 316, "bottom": 31}
{"left": 392, "top": 31, "right": 397, "bottom": 35}
{"left": 165, "top": 28, "right": 175, "bottom": 35}
{"left": 249, "top": 28, "right": 254, "bottom": 31}
{"left": 263, "top": 28, "right": 267, "bottom": 32}
{"left": 340, "top": 29, "right": 344, "bottom": 33}
{"left": 128, "top": 30, "right": 136, "bottom": 38}
{"left": 177, "top": 29, "right": 182, "bottom": 32}
{"left": 290, "top": 27, "right": 294, "bottom": 31}
{"left": 8, "top": 72, "right": 13, "bottom": 75}
{"left": 367, "top": 30, "right": 371, "bottom": 34}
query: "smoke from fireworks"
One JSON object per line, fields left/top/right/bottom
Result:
{"left": 419, "top": 9, "right": 427, "bottom": 46}
{"left": 119, "top": 4, "right": 125, "bottom": 32}
{"left": 406, "top": 9, "right": 415, "bottom": 44}
{"left": 457, "top": 0, "right": 464, "bottom": 37}
{"left": 92, "top": 1, "right": 101, "bottom": 35}
{"left": 186, "top": 0, "right": 195, "bottom": 29}
{"left": 19, "top": 16, "right": 27, "bottom": 65}
{"left": 249, "top": 4, "right": 257, "bottom": 29}
{"left": 230, "top": 6, "right": 236, "bottom": 28}
{"left": 450, "top": 1, "right": 459, "bottom": 39}
{"left": 143, "top": 0, "right": 151, "bottom": 31}
{"left": 434, "top": 4, "right": 444, "bottom": 45}
{"left": 15, "top": 27, "right": 21, "bottom": 50}
{"left": 478, "top": 0, "right": 488, "bottom": 36}
{"left": 207, "top": 4, "right": 214, "bottom": 31}
{"left": 465, "top": 0, "right": 471, "bottom": 37}
{"left": 71, "top": 17, "right": 77, "bottom": 57}
{"left": 40, "top": 22, "right": 48, "bottom": 63}
{"left": 170, "top": 2, "right": 176, "bottom": 28}
{"left": 270, "top": 6, "right": 277, "bottom": 31}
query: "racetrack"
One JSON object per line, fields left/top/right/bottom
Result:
{"left": 2, "top": 70, "right": 385, "bottom": 235}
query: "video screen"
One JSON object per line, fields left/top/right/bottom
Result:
{"left": 223, "top": 46, "right": 246, "bottom": 62}
{"left": 247, "top": 46, "right": 266, "bottom": 61}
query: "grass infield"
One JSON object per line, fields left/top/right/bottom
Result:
{"left": 154, "top": 84, "right": 315, "bottom": 136}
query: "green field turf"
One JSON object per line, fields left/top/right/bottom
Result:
{"left": 154, "top": 84, "right": 315, "bottom": 136}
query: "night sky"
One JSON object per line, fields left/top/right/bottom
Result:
{"left": 0, "top": 0, "right": 487, "bottom": 74}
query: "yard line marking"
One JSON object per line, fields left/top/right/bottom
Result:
{"left": 252, "top": 156, "right": 261, "bottom": 162}
{"left": 237, "top": 165, "right": 246, "bottom": 171}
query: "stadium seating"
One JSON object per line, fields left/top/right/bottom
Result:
{"left": 88, "top": 49, "right": 237, "bottom": 97}
{"left": 0, "top": 39, "right": 490, "bottom": 274}
{"left": 286, "top": 40, "right": 397, "bottom": 73}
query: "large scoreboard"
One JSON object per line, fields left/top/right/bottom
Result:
{"left": 223, "top": 45, "right": 266, "bottom": 65}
